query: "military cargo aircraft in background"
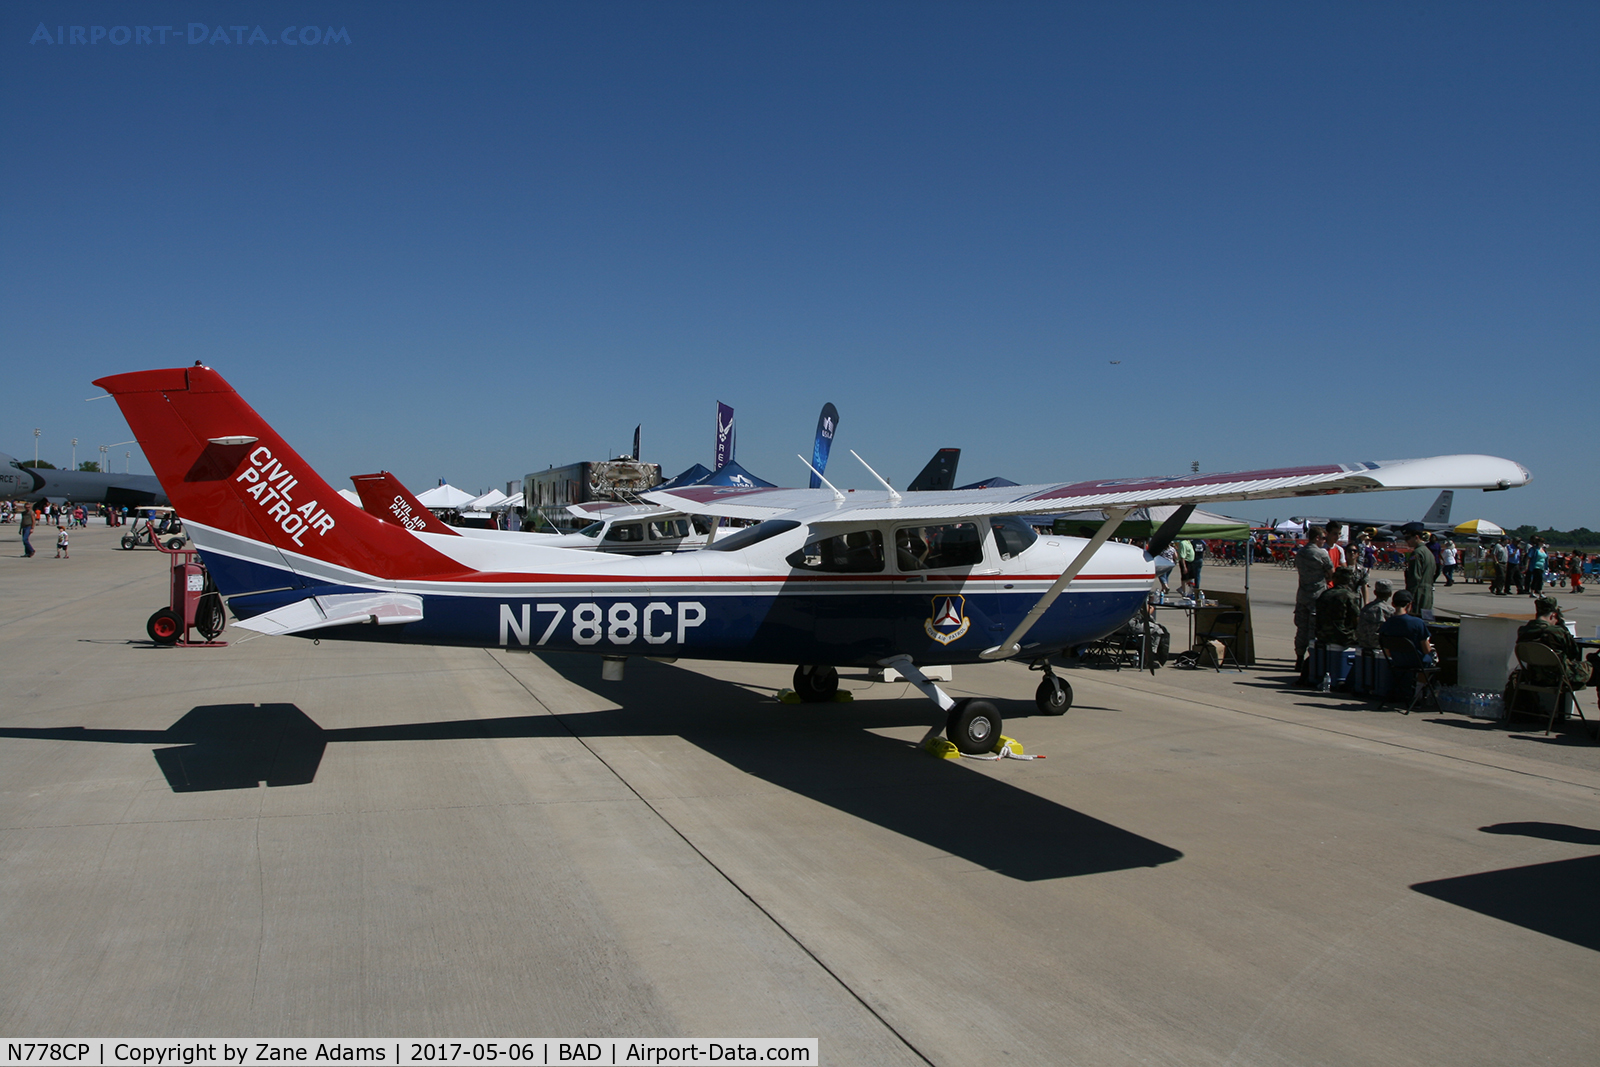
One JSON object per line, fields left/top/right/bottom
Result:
{"left": 0, "top": 451, "right": 168, "bottom": 507}
{"left": 92, "top": 364, "right": 1531, "bottom": 756}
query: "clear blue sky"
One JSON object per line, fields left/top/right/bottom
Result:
{"left": 5, "top": 2, "right": 1595, "bottom": 528}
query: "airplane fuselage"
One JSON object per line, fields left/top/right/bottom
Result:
{"left": 198, "top": 517, "right": 1153, "bottom": 667}
{"left": 0, "top": 452, "right": 168, "bottom": 507}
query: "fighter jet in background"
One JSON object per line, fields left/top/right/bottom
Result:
{"left": 1291, "top": 490, "right": 1457, "bottom": 538}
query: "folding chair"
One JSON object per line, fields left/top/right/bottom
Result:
{"left": 1194, "top": 611, "right": 1244, "bottom": 671}
{"left": 1379, "top": 634, "right": 1440, "bottom": 714}
{"left": 1507, "top": 642, "right": 1594, "bottom": 738}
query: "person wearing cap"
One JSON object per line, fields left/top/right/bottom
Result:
{"left": 1379, "top": 590, "right": 1434, "bottom": 668}
{"left": 1402, "top": 524, "right": 1438, "bottom": 620}
{"left": 1357, "top": 579, "right": 1395, "bottom": 650}
{"left": 1516, "top": 597, "right": 1592, "bottom": 690}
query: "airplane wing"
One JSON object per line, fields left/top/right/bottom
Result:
{"left": 643, "top": 455, "right": 1531, "bottom": 524}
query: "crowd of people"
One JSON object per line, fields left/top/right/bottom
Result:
{"left": 1289, "top": 520, "right": 1595, "bottom": 711}
{"left": 4, "top": 501, "right": 138, "bottom": 559}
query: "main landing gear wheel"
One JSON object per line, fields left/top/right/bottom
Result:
{"left": 946, "top": 698, "right": 1001, "bottom": 755}
{"left": 147, "top": 608, "right": 181, "bottom": 646}
{"left": 1035, "top": 675, "right": 1072, "bottom": 715}
{"left": 793, "top": 664, "right": 839, "bottom": 703}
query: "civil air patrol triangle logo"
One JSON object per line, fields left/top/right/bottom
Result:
{"left": 925, "top": 595, "right": 970, "bottom": 645}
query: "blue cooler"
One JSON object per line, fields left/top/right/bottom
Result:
{"left": 1311, "top": 644, "right": 1359, "bottom": 690}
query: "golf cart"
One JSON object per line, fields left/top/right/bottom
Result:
{"left": 121, "top": 506, "right": 187, "bottom": 551}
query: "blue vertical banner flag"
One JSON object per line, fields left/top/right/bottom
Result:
{"left": 810, "top": 403, "right": 840, "bottom": 488}
{"left": 632, "top": 425, "right": 641, "bottom": 461}
{"left": 714, "top": 402, "right": 735, "bottom": 471}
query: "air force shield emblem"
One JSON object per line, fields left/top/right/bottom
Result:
{"left": 925, "top": 595, "right": 970, "bottom": 645}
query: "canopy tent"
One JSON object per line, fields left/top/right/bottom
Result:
{"left": 494, "top": 492, "right": 524, "bottom": 510}
{"left": 414, "top": 483, "right": 476, "bottom": 509}
{"left": 337, "top": 489, "right": 361, "bottom": 506}
{"left": 466, "top": 489, "right": 509, "bottom": 511}
{"left": 1052, "top": 506, "right": 1252, "bottom": 541}
{"left": 1273, "top": 518, "right": 1307, "bottom": 535}
{"left": 1454, "top": 518, "right": 1505, "bottom": 537}
{"left": 692, "top": 460, "right": 776, "bottom": 489}
{"left": 658, "top": 463, "right": 712, "bottom": 489}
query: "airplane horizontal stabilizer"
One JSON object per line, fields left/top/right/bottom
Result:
{"left": 234, "top": 592, "right": 424, "bottom": 636}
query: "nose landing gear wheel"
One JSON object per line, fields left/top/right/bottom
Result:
{"left": 792, "top": 664, "right": 840, "bottom": 702}
{"left": 1035, "top": 675, "right": 1072, "bottom": 715}
{"left": 147, "top": 608, "right": 181, "bottom": 646}
{"left": 946, "top": 698, "right": 1001, "bottom": 754}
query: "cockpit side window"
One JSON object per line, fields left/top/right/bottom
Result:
{"left": 894, "top": 522, "right": 983, "bottom": 571}
{"left": 991, "top": 515, "right": 1039, "bottom": 560}
{"left": 604, "top": 523, "right": 645, "bottom": 542}
{"left": 786, "top": 530, "right": 885, "bottom": 573}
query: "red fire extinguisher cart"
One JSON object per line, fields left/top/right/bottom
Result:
{"left": 146, "top": 541, "right": 228, "bottom": 647}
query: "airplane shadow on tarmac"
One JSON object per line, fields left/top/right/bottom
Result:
{"left": 0, "top": 655, "right": 1182, "bottom": 882}
{"left": 1411, "top": 822, "right": 1600, "bottom": 952}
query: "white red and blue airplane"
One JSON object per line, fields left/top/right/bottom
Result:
{"left": 93, "top": 364, "right": 1531, "bottom": 754}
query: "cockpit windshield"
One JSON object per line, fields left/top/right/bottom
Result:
{"left": 990, "top": 515, "right": 1038, "bottom": 559}
{"left": 704, "top": 520, "right": 801, "bottom": 552}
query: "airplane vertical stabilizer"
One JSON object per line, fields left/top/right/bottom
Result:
{"left": 1424, "top": 490, "right": 1454, "bottom": 525}
{"left": 92, "top": 366, "right": 463, "bottom": 582}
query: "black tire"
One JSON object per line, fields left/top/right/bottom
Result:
{"left": 165, "top": 537, "right": 186, "bottom": 551}
{"left": 147, "top": 608, "right": 182, "bottom": 645}
{"left": 946, "top": 698, "right": 1002, "bottom": 755}
{"left": 121, "top": 535, "right": 137, "bottom": 550}
{"left": 1035, "top": 676, "right": 1072, "bottom": 715}
{"left": 792, "top": 664, "right": 840, "bottom": 702}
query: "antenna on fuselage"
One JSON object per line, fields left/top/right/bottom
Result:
{"left": 849, "top": 450, "right": 901, "bottom": 505}
{"left": 797, "top": 455, "right": 845, "bottom": 502}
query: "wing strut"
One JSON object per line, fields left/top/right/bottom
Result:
{"left": 979, "top": 507, "right": 1131, "bottom": 661}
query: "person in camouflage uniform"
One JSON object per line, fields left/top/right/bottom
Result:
{"left": 1516, "top": 597, "right": 1593, "bottom": 689}
{"left": 1402, "top": 525, "right": 1437, "bottom": 619}
{"left": 1315, "top": 567, "right": 1361, "bottom": 648}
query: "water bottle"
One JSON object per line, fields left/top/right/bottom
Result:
{"left": 1319, "top": 673, "right": 1331, "bottom": 693}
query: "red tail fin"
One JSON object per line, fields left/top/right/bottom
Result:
{"left": 92, "top": 366, "right": 463, "bottom": 580}
{"left": 351, "top": 471, "right": 460, "bottom": 536}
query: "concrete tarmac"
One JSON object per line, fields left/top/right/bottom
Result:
{"left": 3, "top": 524, "right": 1597, "bottom": 1064}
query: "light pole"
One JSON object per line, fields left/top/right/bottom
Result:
{"left": 107, "top": 441, "right": 135, "bottom": 474}
{"left": 33, "top": 428, "right": 40, "bottom": 466}
{"left": 72, "top": 439, "right": 78, "bottom": 469}
{"left": 98, "top": 445, "right": 108, "bottom": 472}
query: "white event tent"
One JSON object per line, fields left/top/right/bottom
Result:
{"left": 414, "top": 484, "right": 476, "bottom": 510}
